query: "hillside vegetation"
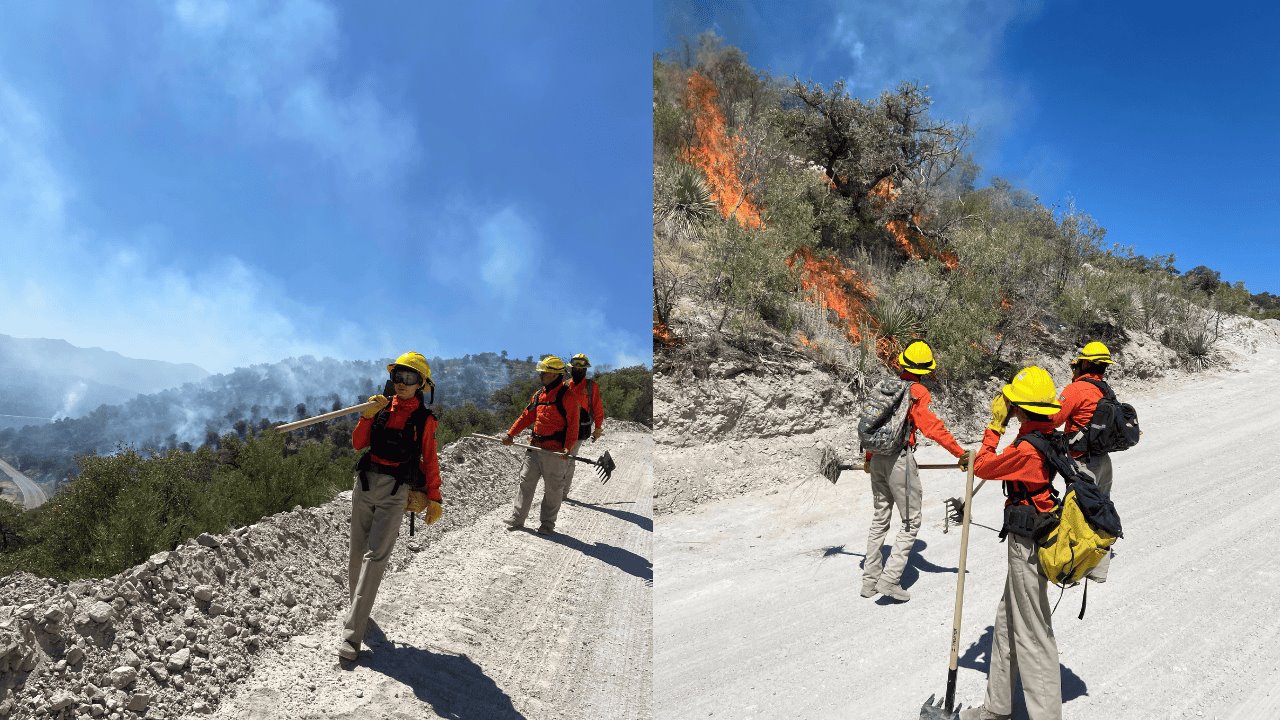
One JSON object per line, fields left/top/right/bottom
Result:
{"left": 654, "top": 35, "right": 1274, "bottom": 388}
{"left": 0, "top": 363, "right": 651, "bottom": 580}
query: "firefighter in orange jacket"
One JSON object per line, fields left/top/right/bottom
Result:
{"left": 862, "top": 340, "right": 972, "bottom": 602}
{"left": 960, "top": 366, "right": 1063, "bottom": 720}
{"left": 338, "top": 351, "right": 442, "bottom": 662}
{"left": 503, "top": 356, "right": 581, "bottom": 535}
{"left": 564, "top": 353, "right": 605, "bottom": 500}
{"left": 1049, "top": 340, "right": 1115, "bottom": 582}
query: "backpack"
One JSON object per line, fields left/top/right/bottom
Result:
{"left": 354, "top": 393, "right": 434, "bottom": 493}
{"left": 857, "top": 378, "right": 913, "bottom": 455}
{"left": 1074, "top": 378, "right": 1140, "bottom": 455}
{"left": 1017, "top": 431, "right": 1123, "bottom": 605}
{"left": 576, "top": 379, "right": 595, "bottom": 442}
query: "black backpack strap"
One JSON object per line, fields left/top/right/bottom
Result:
{"left": 1079, "top": 377, "right": 1116, "bottom": 401}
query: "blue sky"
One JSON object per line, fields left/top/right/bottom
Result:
{"left": 659, "top": 0, "right": 1280, "bottom": 294}
{"left": 0, "top": 1, "right": 652, "bottom": 374}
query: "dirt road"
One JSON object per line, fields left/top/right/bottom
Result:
{"left": 0, "top": 456, "right": 46, "bottom": 508}
{"left": 197, "top": 430, "right": 652, "bottom": 720}
{"left": 656, "top": 342, "right": 1280, "bottom": 719}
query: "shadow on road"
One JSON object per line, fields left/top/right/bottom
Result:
{"left": 538, "top": 531, "right": 653, "bottom": 583}
{"left": 563, "top": 498, "right": 652, "bottom": 532}
{"left": 359, "top": 622, "right": 527, "bottom": 720}
{"left": 959, "top": 624, "right": 1089, "bottom": 713}
{"left": 820, "top": 539, "right": 960, "bottom": 592}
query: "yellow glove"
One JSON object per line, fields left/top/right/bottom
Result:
{"left": 987, "top": 394, "right": 1010, "bottom": 433}
{"left": 957, "top": 449, "right": 975, "bottom": 470}
{"left": 591, "top": 426, "right": 604, "bottom": 441}
{"left": 362, "top": 395, "right": 390, "bottom": 418}
{"left": 405, "top": 489, "right": 430, "bottom": 513}
{"left": 425, "top": 500, "right": 443, "bottom": 525}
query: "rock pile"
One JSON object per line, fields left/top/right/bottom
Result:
{"left": 0, "top": 436, "right": 521, "bottom": 719}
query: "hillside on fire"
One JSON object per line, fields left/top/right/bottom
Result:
{"left": 653, "top": 35, "right": 1280, "bottom": 393}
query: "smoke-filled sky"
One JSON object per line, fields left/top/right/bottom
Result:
{"left": 0, "top": 1, "right": 652, "bottom": 374}
{"left": 658, "top": 0, "right": 1280, "bottom": 295}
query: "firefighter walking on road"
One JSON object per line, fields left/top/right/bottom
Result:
{"left": 564, "top": 353, "right": 605, "bottom": 501}
{"left": 503, "top": 356, "right": 581, "bottom": 535}
{"left": 338, "top": 351, "right": 443, "bottom": 661}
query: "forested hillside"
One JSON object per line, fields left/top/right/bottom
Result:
{"left": 653, "top": 35, "right": 1276, "bottom": 387}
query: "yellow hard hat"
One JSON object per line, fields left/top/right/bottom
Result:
{"left": 897, "top": 340, "right": 936, "bottom": 375}
{"left": 1072, "top": 341, "right": 1113, "bottom": 366}
{"left": 387, "top": 352, "right": 432, "bottom": 382}
{"left": 1002, "top": 366, "right": 1062, "bottom": 415}
{"left": 536, "top": 355, "right": 566, "bottom": 373}
{"left": 570, "top": 353, "right": 591, "bottom": 368}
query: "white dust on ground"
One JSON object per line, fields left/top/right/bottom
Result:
{"left": 655, "top": 323, "right": 1280, "bottom": 720}
{"left": 199, "top": 430, "right": 652, "bottom": 720}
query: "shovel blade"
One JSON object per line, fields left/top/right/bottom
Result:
{"left": 944, "top": 497, "right": 966, "bottom": 526}
{"left": 594, "top": 451, "right": 616, "bottom": 484}
{"left": 919, "top": 694, "right": 959, "bottom": 720}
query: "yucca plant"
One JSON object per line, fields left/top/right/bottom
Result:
{"left": 655, "top": 163, "right": 717, "bottom": 240}
{"left": 868, "top": 300, "right": 924, "bottom": 350}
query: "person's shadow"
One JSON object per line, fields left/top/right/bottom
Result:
{"left": 537, "top": 531, "right": 653, "bottom": 583}
{"left": 357, "top": 622, "right": 527, "bottom": 719}
{"left": 562, "top": 498, "right": 652, "bottom": 532}
{"left": 958, "top": 624, "right": 1089, "bottom": 715}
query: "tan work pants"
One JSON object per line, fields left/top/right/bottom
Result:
{"left": 984, "top": 532, "right": 1061, "bottom": 720}
{"left": 564, "top": 439, "right": 584, "bottom": 498}
{"left": 342, "top": 470, "right": 406, "bottom": 649}
{"left": 863, "top": 448, "right": 921, "bottom": 588}
{"left": 511, "top": 448, "right": 573, "bottom": 531}
{"left": 1084, "top": 452, "right": 1114, "bottom": 581}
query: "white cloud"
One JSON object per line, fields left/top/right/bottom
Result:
{"left": 162, "top": 0, "right": 417, "bottom": 190}
{"left": 478, "top": 206, "right": 539, "bottom": 304}
{"left": 827, "top": 0, "right": 1039, "bottom": 142}
{"left": 0, "top": 77, "right": 372, "bottom": 373}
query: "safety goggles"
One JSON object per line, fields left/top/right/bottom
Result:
{"left": 391, "top": 369, "right": 422, "bottom": 386}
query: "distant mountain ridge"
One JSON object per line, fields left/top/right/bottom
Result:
{"left": 0, "top": 334, "right": 210, "bottom": 430}
{"left": 0, "top": 351, "right": 535, "bottom": 486}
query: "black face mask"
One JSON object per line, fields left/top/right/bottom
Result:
{"left": 570, "top": 368, "right": 587, "bottom": 382}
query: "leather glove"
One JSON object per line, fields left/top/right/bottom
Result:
{"left": 561, "top": 450, "right": 573, "bottom": 461}
{"left": 361, "top": 395, "right": 389, "bottom": 418}
{"left": 405, "top": 489, "right": 430, "bottom": 513}
{"left": 862, "top": 458, "right": 871, "bottom": 474}
{"left": 987, "top": 394, "right": 1010, "bottom": 433}
{"left": 592, "top": 426, "right": 604, "bottom": 442}
{"left": 425, "top": 500, "right": 443, "bottom": 525}
{"left": 501, "top": 434, "right": 514, "bottom": 446}
{"left": 957, "top": 449, "right": 975, "bottom": 470}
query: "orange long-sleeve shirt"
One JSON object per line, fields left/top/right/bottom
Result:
{"left": 973, "top": 420, "right": 1059, "bottom": 512}
{"left": 1050, "top": 373, "right": 1106, "bottom": 454}
{"left": 352, "top": 395, "right": 443, "bottom": 502}
{"left": 568, "top": 377, "right": 605, "bottom": 430}
{"left": 507, "top": 379, "right": 581, "bottom": 452}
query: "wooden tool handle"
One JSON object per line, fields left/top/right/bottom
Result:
{"left": 274, "top": 400, "right": 381, "bottom": 433}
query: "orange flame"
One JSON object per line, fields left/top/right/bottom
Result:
{"left": 682, "top": 72, "right": 764, "bottom": 230}
{"left": 787, "top": 247, "right": 877, "bottom": 343}
{"left": 869, "top": 178, "right": 958, "bottom": 269}
{"left": 653, "top": 321, "right": 681, "bottom": 347}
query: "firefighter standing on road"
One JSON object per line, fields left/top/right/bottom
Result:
{"left": 960, "top": 366, "right": 1064, "bottom": 720}
{"left": 1050, "top": 340, "right": 1116, "bottom": 582}
{"left": 862, "top": 340, "right": 972, "bottom": 603}
{"left": 503, "top": 356, "right": 581, "bottom": 535}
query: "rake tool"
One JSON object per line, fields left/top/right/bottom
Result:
{"left": 817, "top": 445, "right": 958, "bottom": 484}
{"left": 943, "top": 480, "right": 989, "bottom": 534}
{"left": 468, "top": 433, "right": 617, "bottom": 483}
{"left": 921, "top": 451, "right": 978, "bottom": 720}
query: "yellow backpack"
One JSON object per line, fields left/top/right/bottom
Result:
{"left": 1037, "top": 485, "right": 1118, "bottom": 586}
